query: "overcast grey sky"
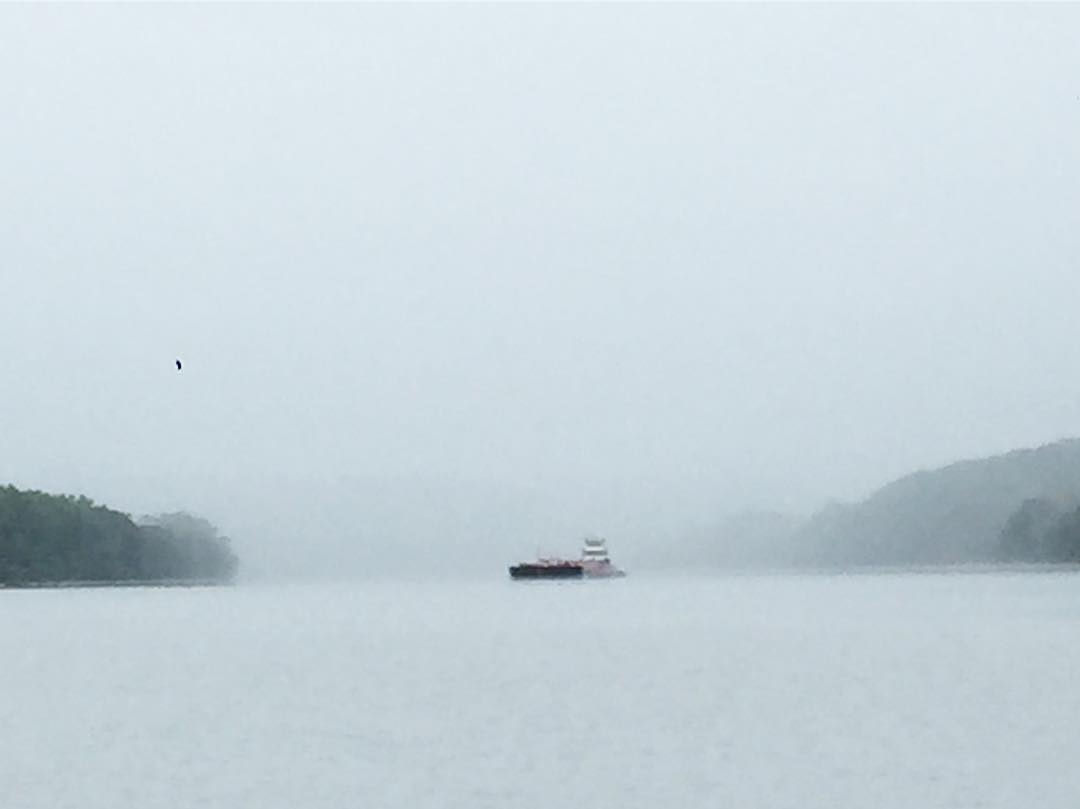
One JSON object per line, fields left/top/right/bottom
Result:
{"left": 2, "top": 4, "right": 1079, "bottom": 575}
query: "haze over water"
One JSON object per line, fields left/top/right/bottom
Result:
{"left": 4, "top": 5, "right": 1080, "bottom": 806}
{"left": 4, "top": 572, "right": 1080, "bottom": 809}
{"left": 3, "top": 4, "right": 1080, "bottom": 577}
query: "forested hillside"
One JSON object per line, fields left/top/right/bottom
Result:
{"left": 794, "top": 439, "right": 1080, "bottom": 566}
{"left": 0, "top": 486, "right": 237, "bottom": 584}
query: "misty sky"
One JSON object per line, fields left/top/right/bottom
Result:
{"left": 2, "top": 5, "right": 1079, "bottom": 574}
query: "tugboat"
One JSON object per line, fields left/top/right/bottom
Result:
{"left": 508, "top": 537, "right": 625, "bottom": 580}
{"left": 580, "top": 536, "right": 626, "bottom": 578}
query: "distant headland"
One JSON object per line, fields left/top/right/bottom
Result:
{"left": 680, "top": 438, "right": 1080, "bottom": 570}
{"left": 0, "top": 485, "right": 237, "bottom": 587}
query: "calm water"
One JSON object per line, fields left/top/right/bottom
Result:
{"left": 3, "top": 571, "right": 1080, "bottom": 808}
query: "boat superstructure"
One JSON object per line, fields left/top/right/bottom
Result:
{"left": 579, "top": 536, "right": 626, "bottom": 578}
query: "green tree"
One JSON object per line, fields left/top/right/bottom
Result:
{"left": 999, "top": 498, "right": 1062, "bottom": 562}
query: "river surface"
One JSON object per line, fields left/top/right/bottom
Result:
{"left": 2, "top": 571, "right": 1079, "bottom": 808}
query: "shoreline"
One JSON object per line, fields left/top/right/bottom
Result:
{"left": 0, "top": 579, "right": 233, "bottom": 590}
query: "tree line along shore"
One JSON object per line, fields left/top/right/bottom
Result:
{"left": 0, "top": 485, "right": 237, "bottom": 586}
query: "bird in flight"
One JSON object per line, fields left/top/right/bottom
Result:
{"left": 176, "top": 359, "right": 182, "bottom": 371}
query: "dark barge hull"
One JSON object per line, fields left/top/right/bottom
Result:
{"left": 509, "top": 563, "right": 584, "bottom": 579}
